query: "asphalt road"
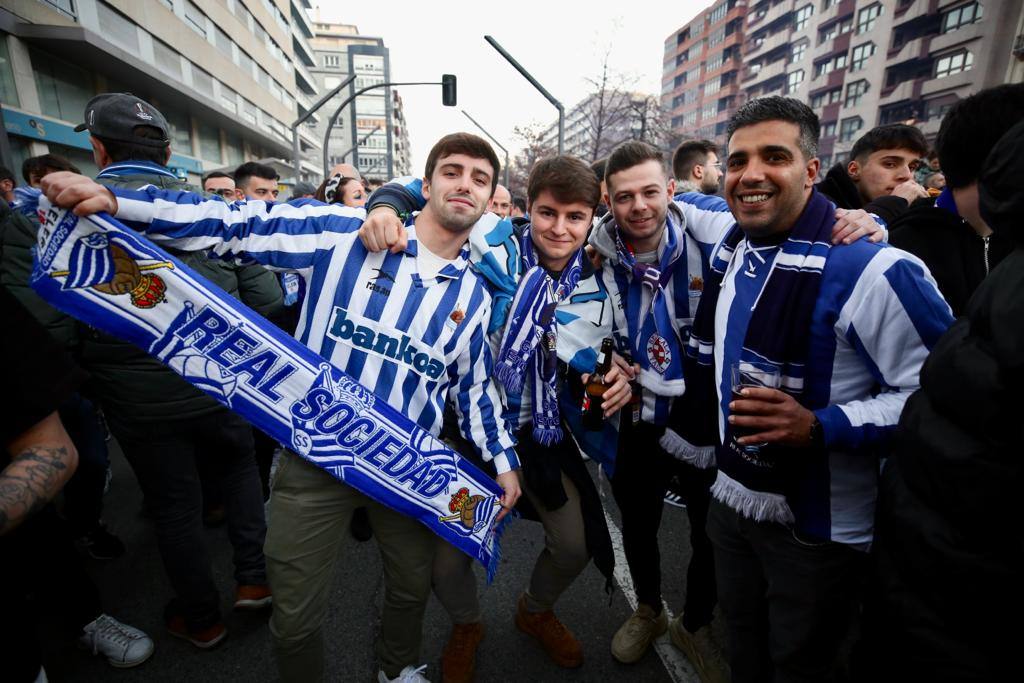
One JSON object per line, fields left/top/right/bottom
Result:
{"left": 38, "top": 439, "right": 724, "bottom": 682}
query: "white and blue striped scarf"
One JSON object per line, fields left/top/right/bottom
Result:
{"left": 30, "top": 202, "right": 513, "bottom": 579}
{"left": 494, "top": 229, "right": 585, "bottom": 446}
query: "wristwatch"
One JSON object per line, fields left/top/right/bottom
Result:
{"left": 809, "top": 416, "right": 825, "bottom": 447}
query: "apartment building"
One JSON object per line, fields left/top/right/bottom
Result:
{"left": 0, "top": 0, "right": 320, "bottom": 186}
{"left": 309, "top": 19, "right": 408, "bottom": 181}
{"left": 742, "top": 0, "right": 1023, "bottom": 165}
{"left": 539, "top": 90, "right": 663, "bottom": 162}
{"left": 661, "top": 0, "right": 748, "bottom": 147}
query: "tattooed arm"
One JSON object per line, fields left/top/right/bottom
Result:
{"left": 1, "top": 411, "right": 78, "bottom": 535}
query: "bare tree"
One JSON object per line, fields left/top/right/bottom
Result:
{"left": 507, "top": 122, "right": 556, "bottom": 199}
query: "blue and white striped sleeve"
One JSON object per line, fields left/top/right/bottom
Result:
{"left": 815, "top": 249, "right": 953, "bottom": 450}
{"left": 108, "top": 185, "right": 366, "bottom": 271}
{"left": 674, "top": 192, "right": 737, "bottom": 262}
{"left": 450, "top": 309, "right": 519, "bottom": 474}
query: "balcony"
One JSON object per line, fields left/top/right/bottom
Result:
{"left": 746, "top": 27, "right": 791, "bottom": 57}
{"left": 929, "top": 21, "right": 985, "bottom": 55}
{"left": 745, "top": 58, "right": 787, "bottom": 85}
{"left": 921, "top": 68, "right": 975, "bottom": 97}
{"left": 753, "top": 1, "right": 795, "bottom": 31}
{"left": 294, "top": 60, "right": 318, "bottom": 96}
{"left": 290, "top": 0, "right": 316, "bottom": 39}
{"left": 887, "top": 36, "right": 926, "bottom": 64}
{"left": 292, "top": 30, "right": 317, "bottom": 69}
{"left": 878, "top": 78, "right": 917, "bottom": 105}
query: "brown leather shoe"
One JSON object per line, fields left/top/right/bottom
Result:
{"left": 514, "top": 594, "right": 583, "bottom": 668}
{"left": 441, "top": 622, "right": 484, "bottom": 683}
{"left": 233, "top": 584, "right": 272, "bottom": 610}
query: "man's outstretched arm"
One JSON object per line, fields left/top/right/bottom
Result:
{"left": 1, "top": 412, "right": 78, "bottom": 535}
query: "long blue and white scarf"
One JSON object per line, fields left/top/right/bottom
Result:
{"left": 30, "top": 202, "right": 512, "bottom": 579}
{"left": 494, "top": 229, "right": 585, "bottom": 446}
{"left": 665, "top": 189, "right": 835, "bottom": 525}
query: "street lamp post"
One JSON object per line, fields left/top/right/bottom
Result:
{"left": 484, "top": 35, "right": 564, "bottom": 154}
{"left": 322, "top": 76, "right": 457, "bottom": 178}
{"left": 290, "top": 74, "right": 357, "bottom": 183}
{"left": 461, "top": 110, "right": 510, "bottom": 188}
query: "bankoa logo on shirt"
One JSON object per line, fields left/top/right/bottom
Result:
{"left": 328, "top": 306, "right": 446, "bottom": 380}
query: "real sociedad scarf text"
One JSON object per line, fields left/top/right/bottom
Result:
{"left": 30, "top": 202, "right": 512, "bottom": 579}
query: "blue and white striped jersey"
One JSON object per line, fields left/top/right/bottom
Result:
{"left": 590, "top": 192, "right": 736, "bottom": 425}
{"left": 108, "top": 186, "right": 519, "bottom": 473}
{"left": 714, "top": 237, "right": 952, "bottom": 546}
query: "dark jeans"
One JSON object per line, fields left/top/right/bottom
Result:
{"left": 707, "top": 499, "right": 866, "bottom": 683}
{"left": 59, "top": 393, "right": 110, "bottom": 536}
{"left": 610, "top": 419, "right": 717, "bottom": 630}
{"left": 109, "top": 407, "right": 267, "bottom": 630}
{"left": 0, "top": 506, "right": 102, "bottom": 682}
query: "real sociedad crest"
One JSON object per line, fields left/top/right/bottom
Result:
{"left": 646, "top": 333, "right": 672, "bottom": 374}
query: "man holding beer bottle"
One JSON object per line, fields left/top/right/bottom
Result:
{"left": 359, "top": 155, "right": 633, "bottom": 682}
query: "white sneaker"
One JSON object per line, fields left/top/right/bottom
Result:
{"left": 79, "top": 614, "right": 154, "bottom": 668}
{"left": 377, "top": 664, "right": 430, "bottom": 682}
{"left": 664, "top": 491, "right": 687, "bottom": 508}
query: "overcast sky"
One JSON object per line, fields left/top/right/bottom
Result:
{"left": 314, "top": 1, "right": 709, "bottom": 175}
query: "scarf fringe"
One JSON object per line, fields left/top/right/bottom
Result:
{"left": 532, "top": 424, "right": 564, "bottom": 447}
{"left": 659, "top": 429, "right": 716, "bottom": 469}
{"left": 494, "top": 360, "right": 525, "bottom": 396}
{"left": 485, "top": 511, "right": 516, "bottom": 583}
{"left": 711, "top": 471, "right": 794, "bottom": 525}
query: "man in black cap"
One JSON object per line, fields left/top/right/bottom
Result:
{"left": 70, "top": 93, "right": 282, "bottom": 647}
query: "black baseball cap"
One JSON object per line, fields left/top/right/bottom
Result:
{"left": 74, "top": 93, "right": 170, "bottom": 148}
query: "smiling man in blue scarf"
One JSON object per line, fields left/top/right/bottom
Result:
{"left": 669, "top": 96, "right": 953, "bottom": 682}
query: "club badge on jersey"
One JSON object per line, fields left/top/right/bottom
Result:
{"left": 30, "top": 202, "right": 512, "bottom": 579}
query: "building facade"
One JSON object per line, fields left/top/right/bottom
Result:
{"left": 540, "top": 90, "right": 664, "bottom": 163}
{"left": 309, "top": 19, "right": 406, "bottom": 181}
{"left": 664, "top": 0, "right": 1024, "bottom": 167}
{"left": 662, "top": 0, "right": 748, "bottom": 147}
{"left": 0, "top": 0, "right": 320, "bottom": 186}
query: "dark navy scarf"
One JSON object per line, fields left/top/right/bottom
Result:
{"left": 665, "top": 189, "right": 835, "bottom": 524}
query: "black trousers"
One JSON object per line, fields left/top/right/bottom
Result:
{"left": 58, "top": 393, "right": 110, "bottom": 536}
{"left": 0, "top": 505, "right": 103, "bottom": 682}
{"left": 610, "top": 419, "right": 717, "bottom": 630}
{"left": 109, "top": 407, "right": 267, "bottom": 630}
{"left": 707, "top": 499, "right": 866, "bottom": 683}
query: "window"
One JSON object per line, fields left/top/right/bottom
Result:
{"left": 185, "top": 1, "right": 207, "bottom": 38}
{"left": 684, "top": 110, "right": 698, "bottom": 126}
{"left": 795, "top": 5, "right": 814, "bottom": 31}
{"left": 706, "top": 51, "right": 724, "bottom": 71}
{"left": 238, "top": 50, "right": 254, "bottom": 79}
{"left": 197, "top": 120, "right": 221, "bottom": 162}
{"left": 709, "top": 2, "right": 727, "bottom": 23}
{"left": 709, "top": 27, "right": 725, "bottom": 47}
{"left": 676, "top": 50, "right": 689, "bottom": 66}
{"left": 839, "top": 116, "right": 863, "bottom": 142}
{"left": 31, "top": 48, "right": 94, "bottom": 121}
{"left": 845, "top": 79, "right": 868, "bottom": 107}
{"left": 98, "top": 2, "right": 139, "bottom": 53}
{"left": 850, "top": 42, "right": 874, "bottom": 71}
{"left": 0, "top": 35, "right": 19, "bottom": 106}
{"left": 705, "top": 76, "right": 722, "bottom": 95}
{"left": 224, "top": 132, "right": 244, "bottom": 166}
{"left": 792, "top": 40, "right": 808, "bottom": 63}
{"left": 819, "top": 15, "right": 852, "bottom": 43}
{"left": 942, "top": 2, "right": 983, "bottom": 33}
{"left": 787, "top": 70, "right": 805, "bottom": 92}
{"left": 925, "top": 96, "right": 957, "bottom": 121}
{"left": 822, "top": 0, "right": 838, "bottom": 10}
{"left": 242, "top": 99, "right": 258, "bottom": 126}
{"left": 323, "top": 53, "right": 340, "bottom": 68}
{"left": 811, "top": 87, "right": 841, "bottom": 107}
{"left": 702, "top": 102, "right": 717, "bottom": 120}
{"left": 152, "top": 38, "right": 181, "bottom": 79}
{"left": 162, "top": 106, "right": 192, "bottom": 153}
{"left": 822, "top": 120, "right": 837, "bottom": 137}
{"left": 220, "top": 84, "right": 237, "bottom": 114}
{"left": 935, "top": 50, "right": 973, "bottom": 78}
{"left": 685, "top": 88, "right": 699, "bottom": 104}
{"left": 213, "top": 26, "right": 233, "bottom": 60}
{"left": 814, "top": 52, "right": 847, "bottom": 77}
{"left": 191, "top": 64, "right": 214, "bottom": 98}
{"left": 856, "top": 4, "right": 882, "bottom": 34}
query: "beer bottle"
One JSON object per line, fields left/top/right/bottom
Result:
{"left": 623, "top": 353, "right": 642, "bottom": 426}
{"left": 583, "top": 338, "right": 615, "bottom": 430}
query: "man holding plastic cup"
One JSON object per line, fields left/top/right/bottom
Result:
{"left": 668, "top": 97, "right": 954, "bottom": 682}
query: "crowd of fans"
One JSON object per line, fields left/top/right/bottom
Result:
{"left": 2, "top": 81, "right": 1021, "bottom": 683}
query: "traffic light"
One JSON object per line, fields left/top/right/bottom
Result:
{"left": 441, "top": 74, "right": 457, "bottom": 107}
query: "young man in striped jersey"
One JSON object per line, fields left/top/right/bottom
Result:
{"left": 41, "top": 133, "right": 522, "bottom": 683}
{"left": 686, "top": 96, "right": 952, "bottom": 682}
{"left": 359, "top": 155, "right": 634, "bottom": 683}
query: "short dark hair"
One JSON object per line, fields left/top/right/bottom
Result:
{"left": 849, "top": 124, "right": 927, "bottom": 162}
{"left": 604, "top": 141, "right": 666, "bottom": 189}
{"left": 512, "top": 195, "right": 527, "bottom": 213}
{"left": 22, "top": 154, "right": 81, "bottom": 183}
{"left": 234, "top": 161, "right": 279, "bottom": 188}
{"left": 95, "top": 125, "right": 170, "bottom": 164}
{"left": 526, "top": 155, "right": 601, "bottom": 209}
{"left": 424, "top": 133, "right": 500, "bottom": 194}
{"left": 202, "top": 171, "right": 234, "bottom": 184}
{"left": 0, "top": 166, "right": 14, "bottom": 184}
{"left": 726, "top": 96, "right": 820, "bottom": 160}
{"left": 589, "top": 157, "right": 607, "bottom": 183}
{"left": 936, "top": 83, "right": 1024, "bottom": 189}
{"left": 672, "top": 139, "right": 717, "bottom": 181}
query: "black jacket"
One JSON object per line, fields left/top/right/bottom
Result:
{"left": 817, "top": 162, "right": 910, "bottom": 225}
{"left": 888, "top": 202, "right": 1013, "bottom": 317}
{"left": 866, "top": 120, "right": 1024, "bottom": 683}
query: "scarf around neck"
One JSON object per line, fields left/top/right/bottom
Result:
{"left": 494, "top": 228, "right": 585, "bottom": 446}
{"left": 665, "top": 188, "right": 835, "bottom": 526}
